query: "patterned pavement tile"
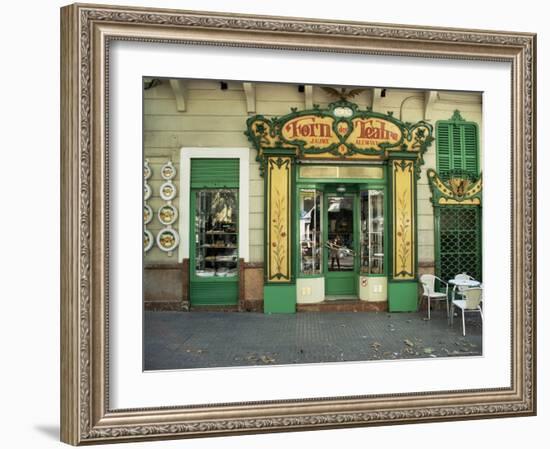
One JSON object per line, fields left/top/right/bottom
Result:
{"left": 144, "top": 310, "right": 482, "bottom": 370}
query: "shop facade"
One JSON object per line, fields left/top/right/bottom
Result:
{"left": 143, "top": 81, "right": 482, "bottom": 313}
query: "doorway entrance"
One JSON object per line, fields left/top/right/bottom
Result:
{"left": 297, "top": 181, "right": 387, "bottom": 305}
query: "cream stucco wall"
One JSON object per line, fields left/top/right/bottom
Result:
{"left": 143, "top": 80, "right": 482, "bottom": 267}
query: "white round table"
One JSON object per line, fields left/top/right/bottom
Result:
{"left": 448, "top": 279, "right": 482, "bottom": 324}
{"left": 449, "top": 279, "right": 481, "bottom": 289}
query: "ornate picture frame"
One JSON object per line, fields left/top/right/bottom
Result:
{"left": 60, "top": 3, "right": 536, "bottom": 445}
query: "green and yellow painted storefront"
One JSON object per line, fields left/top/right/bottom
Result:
{"left": 143, "top": 81, "right": 483, "bottom": 314}
{"left": 246, "top": 101, "right": 432, "bottom": 313}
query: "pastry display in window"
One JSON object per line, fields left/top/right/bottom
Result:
{"left": 194, "top": 189, "right": 239, "bottom": 278}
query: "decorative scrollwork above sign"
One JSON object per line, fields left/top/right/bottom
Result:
{"left": 427, "top": 169, "right": 482, "bottom": 206}
{"left": 245, "top": 100, "right": 434, "bottom": 170}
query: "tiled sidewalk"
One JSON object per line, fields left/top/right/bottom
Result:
{"left": 144, "top": 310, "right": 482, "bottom": 370}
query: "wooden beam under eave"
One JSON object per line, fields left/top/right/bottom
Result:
{"left": 243, "top": 82, "right": 256, "bottom": 113}
{"left": 424, "top": 90, "right": 438, "bottom": 120}
{"left": 169, "top": 79, "right": 187, "bottom": 112}
{"left": 371, "top": 88, "right": 382, "bottom": 112}
{"left": 305, "top": 85, "right": 314, "bottom": 109}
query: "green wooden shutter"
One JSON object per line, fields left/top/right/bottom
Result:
{"left": 191, "top": 158, "right": 240, "bottom": 188}
{"left": 463, "top": 125, "right": 478, "bottom": 175}
{"left": 436, "top": 121, "right": 478, "bottom": 178}
{"left": 436, "top": 122, "right": 451, "bottom": 177}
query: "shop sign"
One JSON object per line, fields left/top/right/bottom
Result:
{"left": 281, "top": 115, "right": 402, "bottom": 151}
{"left": 246, "top": 100, "right": 433, "bottom": 162}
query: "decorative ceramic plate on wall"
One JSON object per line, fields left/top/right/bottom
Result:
{"left": 156, "top": 228, "right": 180, "bottom": 252}
{"left": 158, "top": 204, "right": 178, "bottom": 225}
{"left": 144, "top": 229, "right": 154, "bottom": 252}
{"left": 160, "top": 160, "right": 176, "bottom": 180}
{"left": 159, "top": 181, "right": 176, "bottom": 201}
{"left": 144, "top": 159, "right": 152, "bottom": 180}
{"left": 144, "top": 182, "right": 152, "bottom": 201}
{"left": 144, "top": 204, "right": 153, "bottom": 224}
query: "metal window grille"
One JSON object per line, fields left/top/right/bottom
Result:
{"left": 436, "top": 207, "right": 482, "bottom": 282}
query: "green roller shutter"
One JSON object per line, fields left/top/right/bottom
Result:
{"left": 190, "top": 281, "right": 239, "bottom": 306}
{"left": 191, "top": 158, "right": 240, "bottom": 188}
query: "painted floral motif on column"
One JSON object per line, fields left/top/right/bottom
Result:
{"left": 392, "top": 159, "right": 415, "bottom": 280}
{"left": 267, "top": 157, "right": 291, "bottom": 282}
{"left": 271, "top": 188, "right": 287, "bottom": 276}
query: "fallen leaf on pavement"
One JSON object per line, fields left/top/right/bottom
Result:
{"left": 371, "top": 342, "right": 382, "bottom": 351}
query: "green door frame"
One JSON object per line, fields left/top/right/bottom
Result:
{"left": 294, "top": 168, "right": 389, "bottom": 300}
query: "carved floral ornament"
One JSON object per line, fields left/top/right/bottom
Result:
{"left": 245, "top": 101, "right": 434, "bottom": 169}
{"left": 427, "top": 168, "right": 483, "bottom": 206}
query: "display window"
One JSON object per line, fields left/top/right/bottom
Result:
{"left": 299, "top": 189, "right": 322, "bottom": 275}
{"left": 193, "top": 189, "right": 239, "bottom": 279}
{"left": 360, "top": 190, "right": 384, "bottom": 275}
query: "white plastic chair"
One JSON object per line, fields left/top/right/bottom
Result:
{"left": 420, "top": 274, "right": 449, "bottom": 320}
{"left": 451, "top": 272, "right": 480, "bottom": 302}
{"left": 453, "top": 273, "right": 475, "bottom": 292}
{"left": 451, "top": 287, "right": 483, "bottom": 336}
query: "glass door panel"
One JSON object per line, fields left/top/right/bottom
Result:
{"left": 324, "top": 193, "right": 357, "bottom": 298}
{"left": 360, "top": 190, "right": 384, "bottom": 274}
{"left": 327, "top": 195, "right": 355, "bottom": 272}
{"left": 299, "top": 189, "right": 322, "bottom": 275}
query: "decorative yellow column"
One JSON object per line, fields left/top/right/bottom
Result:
{"left": 388, "top": 158, "right": 417, "bottom": 311}
{"left": 264, "top": 155, "right": 296, "bottom": 313}
{"left": 392, "top": 159, "right": 416, "bottom": 280}
{"left": 266, "top": 156, "right": 292, "bottom": 282}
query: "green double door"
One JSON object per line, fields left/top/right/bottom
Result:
{"left": 324, "top": 192, "right": 359, "bottom": 297}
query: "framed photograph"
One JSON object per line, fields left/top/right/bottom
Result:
{"left": 60, "top": 3, "right": 536, "bottom": 445}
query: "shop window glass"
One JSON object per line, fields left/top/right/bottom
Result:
{"left": 299, "top": 189, "right": 322, "bottom": 274}
{"left": 327, "top": 195, "right": 355, "bottom": 272}
{"left": 360, "top": 190, "right": 384, "bottom": 274}
{"left": 194, "top": 189, "right": 238, "bottom": 278}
